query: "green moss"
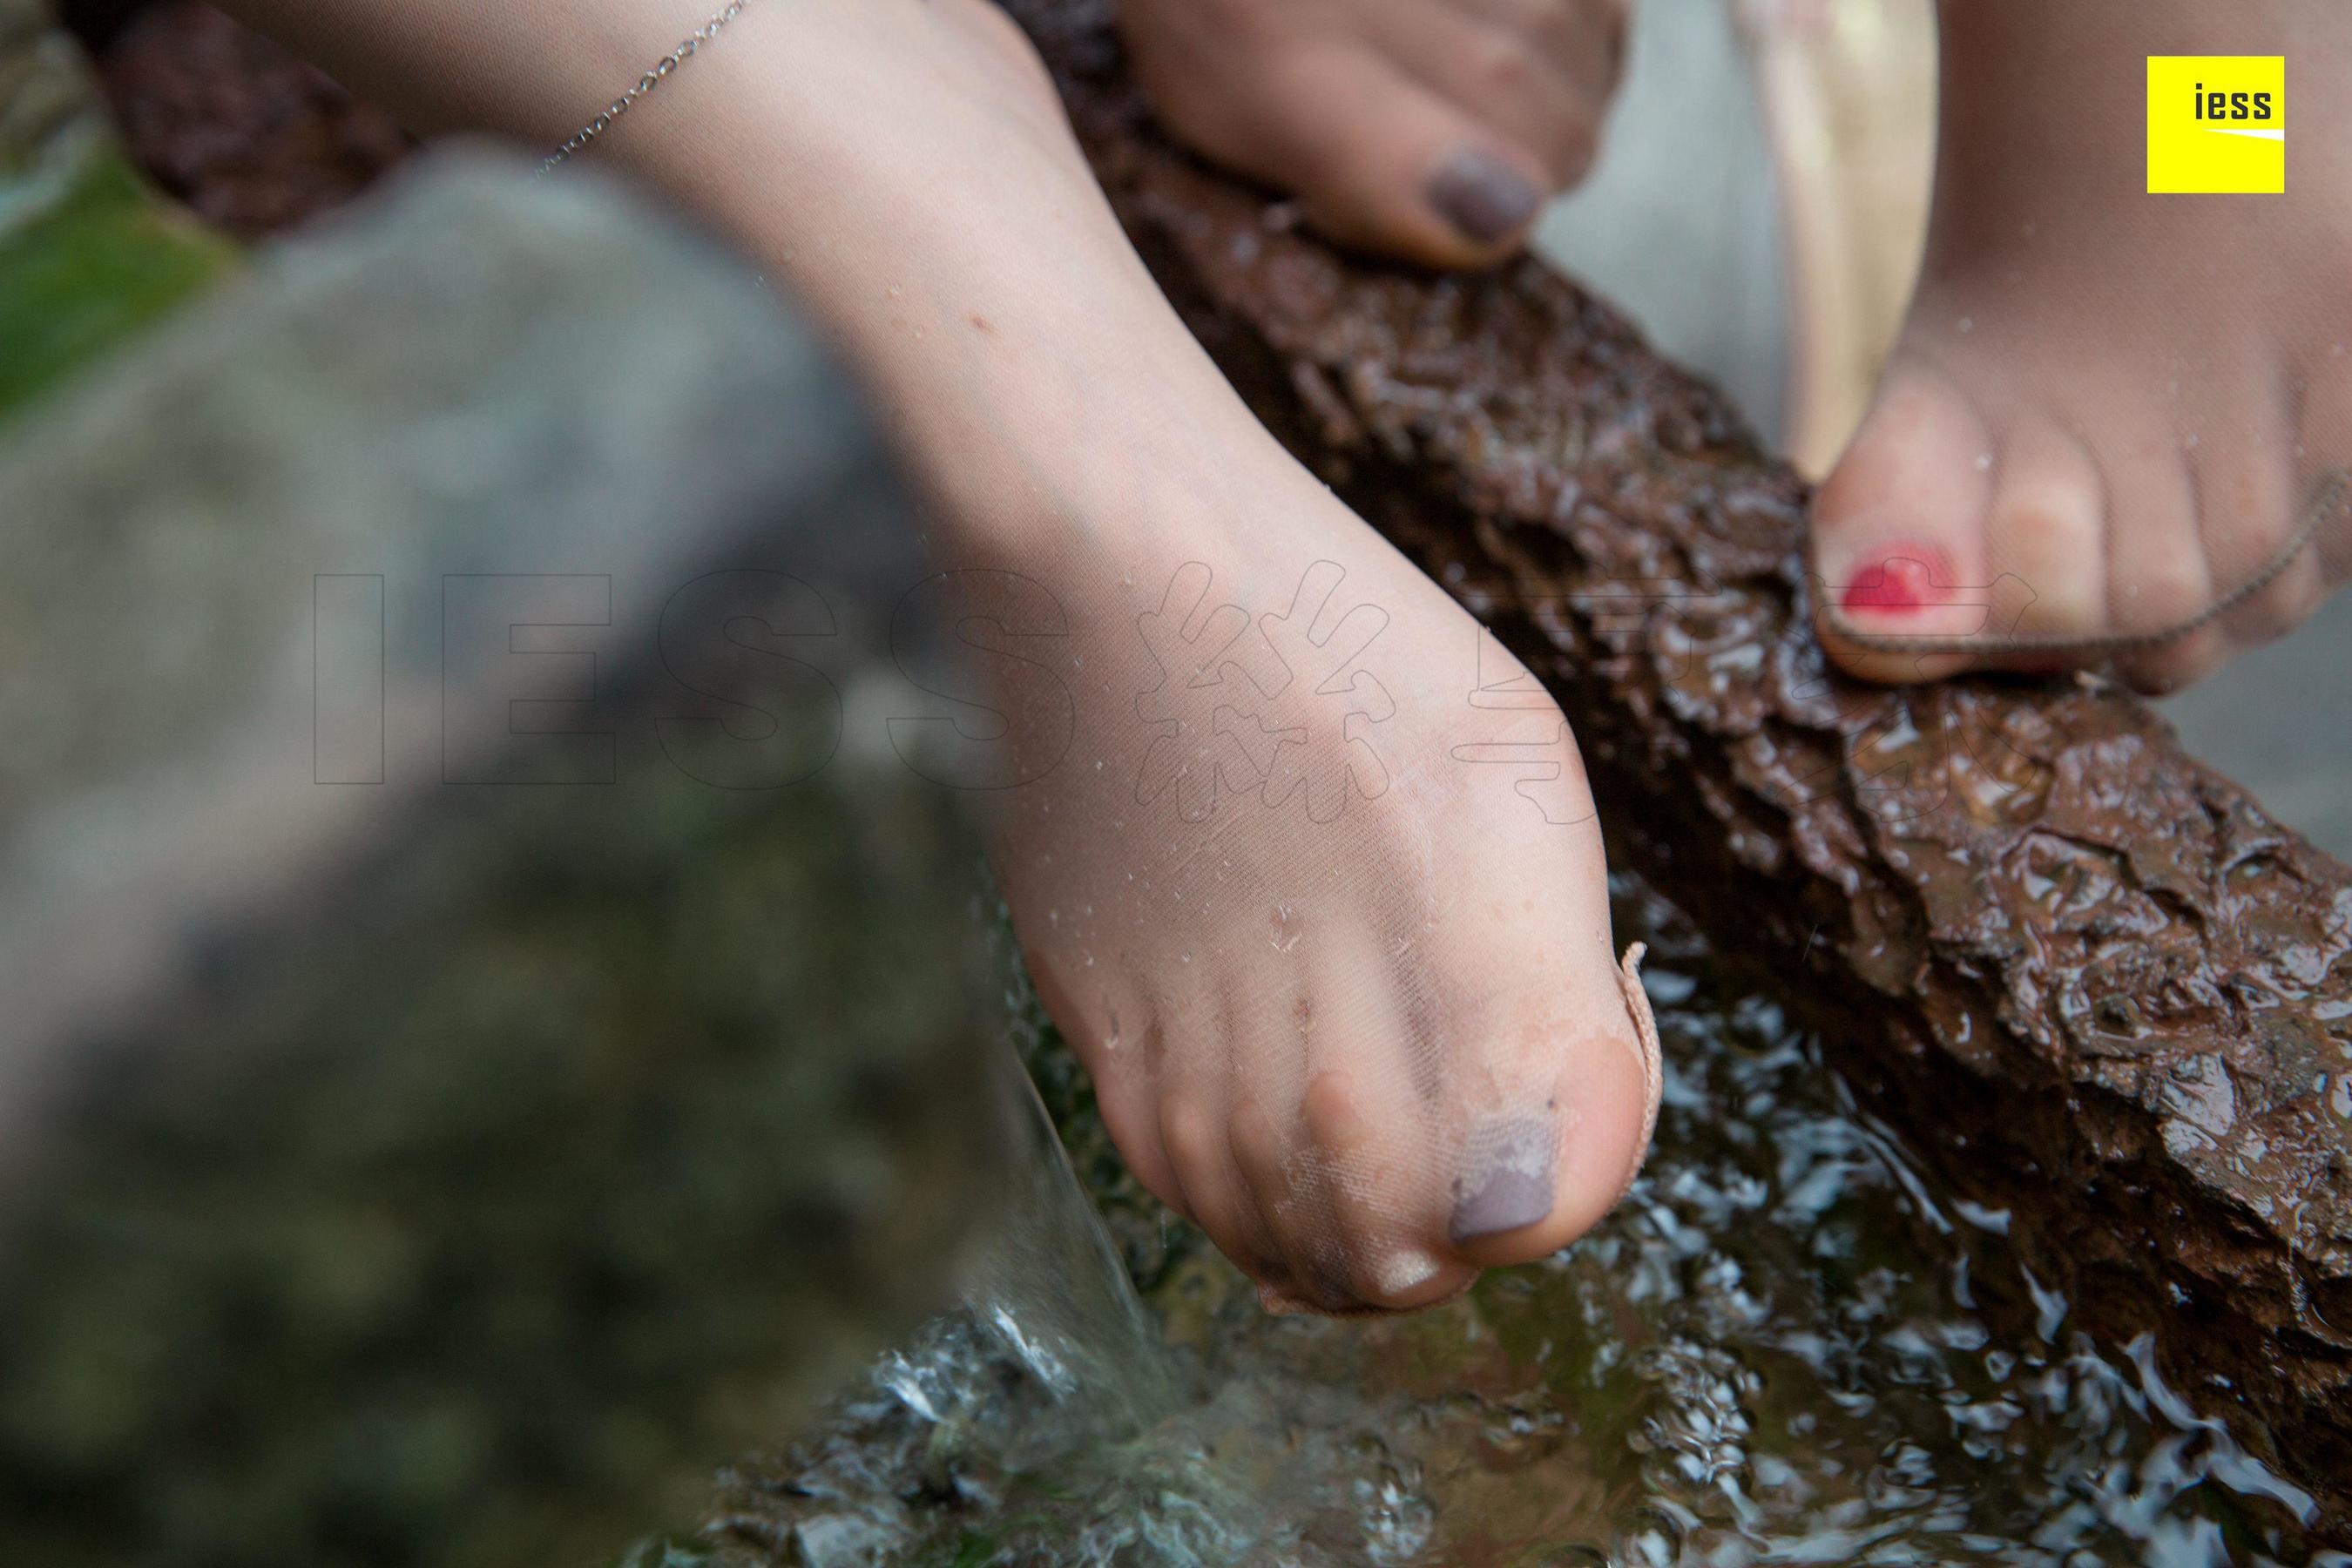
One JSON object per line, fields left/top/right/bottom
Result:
{"left": 0, "top": 152, "right": 234, "bottom": 422}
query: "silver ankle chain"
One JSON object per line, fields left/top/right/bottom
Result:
{"left": 539, "top": 2, "right": 751, "bottom": 177}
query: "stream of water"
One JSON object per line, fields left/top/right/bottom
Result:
{"left": 691, "top": 876, "right": 2342, "bottom": 1568}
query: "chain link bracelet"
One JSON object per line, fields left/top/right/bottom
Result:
{"left": 538, "top": 2, "right": 751, "bottom": 177}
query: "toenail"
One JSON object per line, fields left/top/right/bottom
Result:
{"left": 1449, "top": 1119, "right": 1557, "bottom": 1244}
{"left": 1378, "top": 1248, "right": 1443, "bottom": 1298}
{"left": 1428, "top": 150, "right": 1541, "bottom": 246}
{"left": 1839, "top": 547, "right": 1955, "bottom": 617}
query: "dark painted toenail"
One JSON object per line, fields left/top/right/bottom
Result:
{"left": 1840, "top": 549, "right": 1952, "bottom": 616}
{"left": 1450, "top": 1166, "right": 1553, "bottom": 1243}
{"left": 1449, "top": 1121, "right": 1557, "bottom": 1244}
{"left": 1429, "top": 150, "right": 1540, "bottom": 246}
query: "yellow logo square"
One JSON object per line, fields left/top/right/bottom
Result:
{"left": 2147, "top": 55, "right": 2285, "bottom": 193}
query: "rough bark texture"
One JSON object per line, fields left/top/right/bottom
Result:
{"left": 1009, "top": 0, "right": 2352, "bottom": 1536}
{"left": 84, "top": 0, "right": 410, "bottom": 237}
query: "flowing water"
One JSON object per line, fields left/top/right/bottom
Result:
{"left": 686, "top": 877, "right": 2342, "bottom": 1568}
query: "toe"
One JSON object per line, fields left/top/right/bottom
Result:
{"left": 1238, "top": 48, "right": 1553, "bottom": 267}
{"left": 1125, "top": 9, "right": 1558, "bottom": 267}
{"left": 1160, "top": 1086, "right": 1290, "bottom": 1288}
{"left": 1031, "top": 961, "right": 1187, "bottom": 1211}
{"left": 1228, "top": 1090, "right": 1365, "bottom": 1310}
{"left": 1288, "top": 925, "right": 1477, "bottom": 1307}
{"left": 2301, "top": 368, "right": 2352, "bottom": 593}
{"left": 1358, "top": 2, "right": 1622, "bottom": 193}
{"left": 1811, "top": 364, "right": 2001, "bottom": 683}
{"left": 2198, "top": 406, "right": 2336, "bottom": 664}
{"left": 2100, "top": 419, "right": 2227, "bottom": 693}
{"left": 1439, "top": 957, "right": 1653, "bottom": 1271}
{"left": 1974, "top": 421, "right": 2112, "bottom": 658}
{"left": 1298, "top": 1071, "right": 1475, "bottom": 1309}
{"left": 1286, "top": 910, "right": 1651, "bottom": 1294}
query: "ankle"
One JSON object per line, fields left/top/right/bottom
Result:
{"left": 589, "top": 0, "right": 1247, "bottom": 558}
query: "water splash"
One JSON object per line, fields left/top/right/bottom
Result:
{"left": 960, "top": 1061, "right": 1179, "bottom": 1441}
{"left": 704, "top": 879, "right": 2335, "bottom": 1567}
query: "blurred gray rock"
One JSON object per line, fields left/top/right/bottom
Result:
{"left": 13, "top": 151, "right": 811, "bottom": 1044}
{"left": 0, "top": 146, "right": 909, "bottom": 1102}
{"left": 0, "top": 150, "right": 1010, "bottom": 1567}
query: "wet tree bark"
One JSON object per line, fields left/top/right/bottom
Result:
{"left": 1010, "top": 0, "right": 2352, "bottom": 1536}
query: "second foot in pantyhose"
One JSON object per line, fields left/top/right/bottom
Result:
{"left": 1802, "top": 2, "right": 2352, "bottom": 693}
{"left": 1120, "top": 0, "right": 2352, "bottom": 695}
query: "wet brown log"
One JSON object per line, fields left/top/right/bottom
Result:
{"left": 1011, "top": 0, "right": 2352, "bottom": 1536}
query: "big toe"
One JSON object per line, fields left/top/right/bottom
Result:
{"left": 1812, "top": 363, "right": 2108, "bottom": 683}
{"left": 1249, "top": 936, "right": 1659, "bottom": 1318}
{"left": 1250, "top": 1069, "right": 1653, "bottom": 1317}
{"left": 1437, "top": 944, "right": 1659, "bottom": 1272}
{"left": 1123, "top": 17, "right": 1576, "bottom": 267}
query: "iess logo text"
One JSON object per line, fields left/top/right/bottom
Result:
{"left": 2147, "top": 55, "right": 2285, "bottom": 193}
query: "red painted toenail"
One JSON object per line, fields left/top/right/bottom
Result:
{"left": 1841, "top": 548, "right": 1956, "bottom": 616}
